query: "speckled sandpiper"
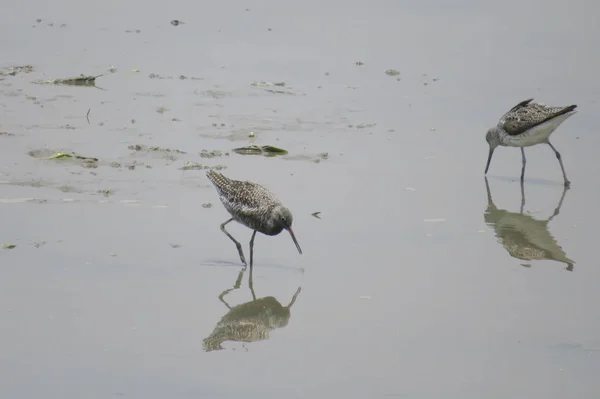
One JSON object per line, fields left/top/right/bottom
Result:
{"left": 485, "top": 98, "right": 577, "bottom": 187}
{"left": 206, "top": 170, "right": 302, "bottom": 266}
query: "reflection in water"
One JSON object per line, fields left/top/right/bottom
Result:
{"left": 484, "top": 177, "right": 574, "bottom": 271}
{"left": 203, "top": 267, "right": 301, "bottom": 352}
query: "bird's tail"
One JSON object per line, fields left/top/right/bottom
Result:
{"left": 206, "top": 170, "right": 231, "bottom": 190}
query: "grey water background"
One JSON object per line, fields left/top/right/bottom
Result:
{"left": 1, "top": 0, "right": 599, "bottom": 398}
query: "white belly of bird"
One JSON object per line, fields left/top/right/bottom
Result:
{"left": 503, "top": 113, "right": 574, "bottom": 147}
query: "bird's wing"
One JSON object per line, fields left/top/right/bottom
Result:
{"left": 500, "top": 102, "right": 577, "bottom": 136}
{"left": 220, "top": 181, "right": 275, "bottom": 210}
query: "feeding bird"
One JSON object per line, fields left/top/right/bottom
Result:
{"left": 485, "top": 98, "right": 577, "bottom": 187}
{"left": 206, "top": 170, "right": 302, "bottom": 266}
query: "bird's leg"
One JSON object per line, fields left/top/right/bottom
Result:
{"left": 548, "top": 142, "right": 571, "bottom": 188}
{"left": 248, "top": 259, "right": 256, "bottom": 301}
{"left": 520, "top": 179, "right": 526, "bottom": 214}
{"left": 220, "top": 218, "right": 247, "bottom": 266}
{"left": 249, "top": 230, "right": 257, "bottom": 268}
{"left": 520, "top": 147, "right": 527, "bottom": 183}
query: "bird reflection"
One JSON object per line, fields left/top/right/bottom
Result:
{"left": 202, "top": 266, "right": 302, "bottom": 352}
{"left": 484, "top": 177, "right": 574, "bottom": 271}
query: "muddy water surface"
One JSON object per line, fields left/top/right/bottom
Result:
{"left": 1, "top": 0, "right": 600, "bottom": 398}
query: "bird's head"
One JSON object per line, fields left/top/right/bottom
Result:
{"left": 485, "top": 127, "right": 502, "bottom": 175}
{"left": 273, "top": 206, "right": 302, "bottom": 255}
{"left": 485, "top": 127, "right": 501, "bottom": 150}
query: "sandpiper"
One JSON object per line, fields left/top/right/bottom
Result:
{"left": 206, "top": 170, "right": 302, "bottom": 266}
{"left": 485, "top": 98, "right": 577, "bottom": 187}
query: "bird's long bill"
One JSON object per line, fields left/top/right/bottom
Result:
{"left": 485, "top": 147, "right": 495, "bottom": 174}
{"left": 286, "top": 227, "right": 302, "bottom": 254}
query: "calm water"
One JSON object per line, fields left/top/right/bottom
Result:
{"left": 1, "top": 0, "right": 599, "bottom": 398}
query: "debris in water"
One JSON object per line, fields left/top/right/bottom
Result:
{"left": 311, "top": 212, "right": 321, "bottom": 219}
{"left": 356, "top": 123, "right": 377, "bottom": 129}
{"left": 1, "top": 244, "right": 16, "bottom": 249}
{"left": 251, "top": 81, "right": 298, "bottom": 95}
{"left": 170, "top": 20, "right": 184, "bottom": 26}
{"left": 86, "top": 108, "right": 91, "bottom": 124}
{"left": 148, "top": 72, "right": 202, "bottom": 80}
{"left": 385, "top": 69, "right": 400, "bottom": 76}
{"left": 355, "top": 61, "right": 364, "bottom": 66}
{"left": 249, "top": 131, "right": 255, "bottom": 138}
{"left": 28, "top": 149, "right": 99, "bottom": 168}
{"left": 0, "top": 65, "right": 33, "bottom": 77}
{"left": 233, "top": 145, "right": 288, "bottom": 157}
{"left": 170, "top": 243, "right": 181, "bottom": 248}
{"left": 32, "top": 74, "right": 103, "bottom": 86}
{"left": 97, "top": 189, "right": 114, "bottom": 197}
{"left": 46, "top": 152, "right": 98, "bottom": 161}
{"left": 251, "top": 81, "right": 286, "bottom": 87}
{"left": 202, "top": 202, "right": 212, "bottom": 208}
{"left": 199, "top": 149, "right": 225, "bottom": 158}
{"left": 179, "top": 162, "right": 226, "bottom": 171}
{"left": 180, "top": 162, "right": 203, "bottom": 170}
{"left": 128, "top": 144, "right": 186, "bottom": 154}
{"left": 282, "top": 152, "right": 329, "bottom": 163}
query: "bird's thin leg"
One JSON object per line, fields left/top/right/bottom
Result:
{"left": 220, "top": 218, "right": 246, "bottom": 266}
{"left": 520, "top": 147, "right": 527, "bottom": 183}
{"left": 520, "top": 178, "right": 526, "bottom": 214}
{"left": 249, "top": 230, "right": 257, "bottom": 269}
{"left": 548, "top": 142, "right": 571, "bottom": 188}
{"left": 248, "top": 259, "right": 256, "bottom": 301}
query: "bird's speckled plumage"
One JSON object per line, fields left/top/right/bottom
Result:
{"left": 206, "top": 170, "right": 291, "bottom": 235}
{"left": 499, "top": 98, "right": 577, "bottom": 137}
{"left": 485, "top": 98, "right": 577, "bottom": 187}
{"left": 206, "top": 170, "right": 302, "bottom": 266}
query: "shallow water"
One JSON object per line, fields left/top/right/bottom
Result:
{"left": 1, "top": 0, "right": 599, "bottom": 398}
